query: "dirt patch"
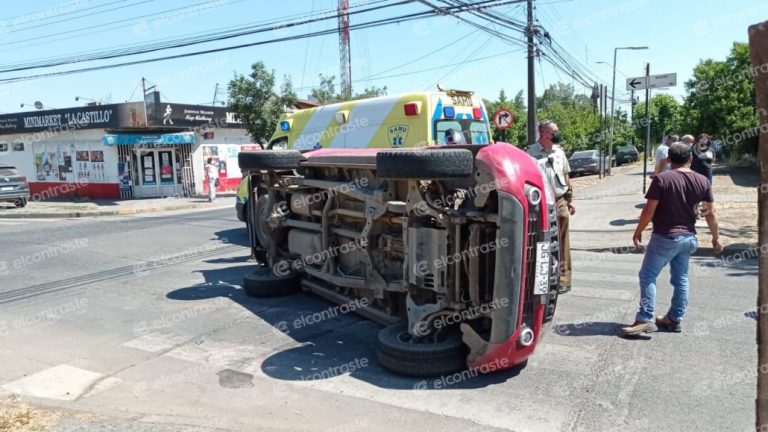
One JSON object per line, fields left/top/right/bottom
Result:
{"left": 712, "top": 164, "right": 759, "bottom": 246}
{"left": 717, "top": 202, "right": 757, "bottom": 245}
{"left": 0, "top": 395, "right": 62, "bottom": 432}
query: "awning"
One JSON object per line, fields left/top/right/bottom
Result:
{"left": 103, "top": 132, "right": 195, "bottom": 146}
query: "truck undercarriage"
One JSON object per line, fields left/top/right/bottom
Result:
{"left": 239, "top": 144, "right": 560, "bottom": 376}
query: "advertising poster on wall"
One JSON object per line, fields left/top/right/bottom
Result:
{"left": 90, "top": 150, "right": 105, "bottom": 181}
{"left": 76, "top": 150, "right": 90, "bottom": 181}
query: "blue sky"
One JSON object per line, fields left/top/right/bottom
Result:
{"left": 0, "top": 0, "right": 762, "bottom": 115}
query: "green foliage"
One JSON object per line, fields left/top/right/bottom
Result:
{"left": 536, "top": 83, "right": 605, "bottom": 153}
{"left": 310, "top": 74, "right": 388, "bottom": 104}
{"left": 227, "top": 61, "right": 296, "bottom": 144}
{"left": 632, "top": 93, "right": 681, "bottom": 146}
{"left": 681, "top": 42, "right": 758, "bottom": 156}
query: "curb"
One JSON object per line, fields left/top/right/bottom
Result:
{"left": 0, "top": 202, "right": 231, "bottom": 219}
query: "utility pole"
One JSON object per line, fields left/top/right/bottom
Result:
{"left": 642, "top": 63, "right": 651, "bottom": 193}
{"left": 141, "top": 77, "right": 149, "bottom": 125}
{"left": 211, "top": 83, "right": 220, "bottom": 106}
{"left": 338, "top": 0, "right": 352, "bottom": 100}
{"left": 598, "top": 84, "right": 604, "bottom": 179}
{"left": 526, "top": 0, "right": 536, "bottom": 147}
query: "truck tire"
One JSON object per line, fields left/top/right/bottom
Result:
{"left": 377, "top": 321, "right": 467, "bottom": 377}
{"left": 242, "top": 266, "right": 301, "bottom": 297}
{"left": 238, "top": 150, "right": 304, "bottom": 171}
{"left": 376, "top": 149, "right": 474, "bottom": 179}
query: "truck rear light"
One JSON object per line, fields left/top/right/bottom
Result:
{"left": 404, "top": 102, "right": 420, "bottom": 116}
{"left": 472, "top": 107, "right": 482, "bottom": 119}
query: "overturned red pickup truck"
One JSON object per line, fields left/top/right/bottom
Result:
{"left": 238, "top": 143, "right": 560, "bottom": 377}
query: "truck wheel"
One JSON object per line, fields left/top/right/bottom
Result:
{"left": 376, "top": 149, "right": 474, "bottom": 179}
{"left": 377, "top": 322, "right": 467, "bottom": 377}
{"left": 238, "top": 150, "right": 304, "bottom": 171}
{"left": 14, "top": 199, "right": 27, "bottom": 208}
{"left": 242, "top": 266, "right": 300, "bottom": 297}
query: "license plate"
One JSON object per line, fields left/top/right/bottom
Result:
{"left": 533, "top": 242, "right": 551, "bottom": 295}
{"left": 1, "top": 186, "right": 13, "bottom": 191}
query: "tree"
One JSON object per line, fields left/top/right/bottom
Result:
{"left": 536, "top": 83, "right": 601, "bottom": 153}
{"left": 228, "top": 61, "right": 296, "bottom": 144}
{"left": 309, "top": 74, "right": 388, "bottom": 104}
{"left": 633, "top": 93, "right": 681, "bottom": 146}
{"left": 681, "top": 42, "right": 758, "bottom": 156}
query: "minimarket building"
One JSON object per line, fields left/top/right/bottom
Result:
{"left": 0, "top": 92, "right": 255, "bottom": 200}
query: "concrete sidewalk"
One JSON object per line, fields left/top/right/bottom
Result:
{"left": 569, "top": 163, "right": 757, "bottom": 256}
{"left": 0, "top": 195, "right": 235, "bottom": 219}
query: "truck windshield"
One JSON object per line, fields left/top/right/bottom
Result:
{"left": 435, "top": 120, "right": 490, "bottom": 145}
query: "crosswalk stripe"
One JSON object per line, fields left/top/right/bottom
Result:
{"left": 573, "top": 261, "right": 639, "bottom": 272}
{"left": 574, "top": 272, "right": 637, "bottom": 284}
{"left": 569, "top": 287, "right": 636, "bottom": 301}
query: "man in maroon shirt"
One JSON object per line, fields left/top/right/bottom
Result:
{"left": 622, "top": 143, "right": 723, "bottom": 336}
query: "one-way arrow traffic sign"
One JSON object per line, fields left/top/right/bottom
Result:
{"left": 625, "top": 73, "right": 677, "bottom": 91}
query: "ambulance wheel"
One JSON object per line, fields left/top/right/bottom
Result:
{"left": 238, "top": 150, "right": 304, "bottom": 171}
{"left": 376, "top": 149, "right": 474, "bottom": 179}
{"left": 242, "top": 266, "right": 301, "bottom": 297}
{"left": 377, "top": 322, "right": 467, "bottom": 377}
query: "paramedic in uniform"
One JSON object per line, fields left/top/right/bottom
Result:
{"left": 527, "top": 120, "right": 575, "bottom": 294}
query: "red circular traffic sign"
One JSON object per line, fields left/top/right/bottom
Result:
{"left": 493, "top": 109, "right": 514, "bottom": 129}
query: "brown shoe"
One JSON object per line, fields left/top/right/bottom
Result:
{"left": 621, "top": 320, "right": 657, "bottom": 336}
{"left": 655, "top": 315, "right": 682, "bottom": 332}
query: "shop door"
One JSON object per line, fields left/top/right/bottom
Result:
{"left": 157, "top": 150, "right": 178, "bottom": 197}
{"left": 133, "top": 149, "right": 181, "bottom": 198}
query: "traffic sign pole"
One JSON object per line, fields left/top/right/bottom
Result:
{"left": 642, "top": 63, "right": 651, "bottom": 194}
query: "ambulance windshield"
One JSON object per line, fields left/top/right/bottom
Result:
{"left": 435, "top": 120, "right": 490, "bottom": 145}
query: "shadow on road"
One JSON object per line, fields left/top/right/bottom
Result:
{"left": 166, "top": 264, "right": 518, "bottom": 390}
{"left": 609, "top": 218, "right": 639, "bottom": 226}
{"left": 555, "top": 321, "right": 624, "bottom": 337}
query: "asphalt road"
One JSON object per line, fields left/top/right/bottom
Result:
{"left": 0, "top": 175, "right": 758, "bottom": 432}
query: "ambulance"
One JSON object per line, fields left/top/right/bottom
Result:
{"left": 267, "top": 89, "right": 494, "bottom": 150}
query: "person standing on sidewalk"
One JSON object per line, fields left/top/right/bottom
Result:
{"left": 654, "top": 134, "right": 678, "bottom": 174}
{"left": 527, "top": 120, "right": 575, "bottom": 294}
{"left": 622, "top": 143, "right": 723, "bottom": 336}
{"left": 205, "top": 157, "right": 219, "bottom": 203}
{"left": 691, "top": 133, "right": 715, "bottom": 184}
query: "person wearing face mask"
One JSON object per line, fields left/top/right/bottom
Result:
{"left": 527, "top": 120, "right": 575, "bottom": 294}
{"left": 691, "top": 133, "right": 715, "bottom": 184}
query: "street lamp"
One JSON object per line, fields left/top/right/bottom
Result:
{"left": 609, "top": 46, "right": 648, "bottom": 175}
{"left": 75, "top": 96, "right": 101, "bottom": 105}
{"left": 20, "top": 101, "right": 46, "bottom": 110}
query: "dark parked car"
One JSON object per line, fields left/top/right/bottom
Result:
{"left": 0, "top": 165, "right": 30, "bottom": 207}
{"left": 569, "top": 150, "right": 610, "bottom": 176}
{"left": 615, "top": 145, "right": 640, "bottom": 165}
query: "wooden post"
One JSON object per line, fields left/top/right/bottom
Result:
{"left": 748, "top": 21, "right": 768, "bottom": 432}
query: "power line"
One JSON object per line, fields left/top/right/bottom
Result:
{"left": 1, "top": 0, "right": 156, "bottom": 36}
{"left": 0, "top": 0, "right": 416, "bottom": 73}
{"left": 0, "top": 1, "right": 515, "bottom": 84}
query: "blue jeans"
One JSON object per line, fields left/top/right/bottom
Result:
{"left": 636, "top": 234, "right": 699, "bottom": 323}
